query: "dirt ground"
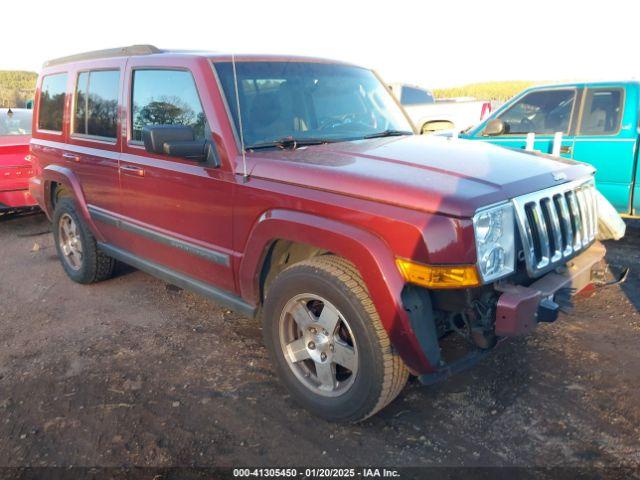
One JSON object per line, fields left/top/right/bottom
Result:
{"left": 0, "top": 212, "right": 639, "bottom": 471}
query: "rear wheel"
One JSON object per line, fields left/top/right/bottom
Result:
{"left": 52, "top": 197, "right": 115, "bottom": 284}
{"left": 263, "top": 255, "right": 408, "bottom": 422}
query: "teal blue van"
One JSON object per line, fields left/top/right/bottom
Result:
{"left": 462, "top": 82, "right": 639, "bottom": 217}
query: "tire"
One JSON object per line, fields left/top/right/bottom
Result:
{"left": 262, "top": 255, "right": 408, "bottom": 422}
{"left": 52, "top": 197, "right": 115, "bottom": 284}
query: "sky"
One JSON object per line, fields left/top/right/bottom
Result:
{"left": 3, "top": 0, "right": 636, "bottom": 89}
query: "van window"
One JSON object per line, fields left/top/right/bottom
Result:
{"left": 498, "top": 89, "right": 575, "bottom": 135}
{"left": 400, "top": 86, "right": 435, "bottom": 106}
{"left": 131, "top": 70, "right": 205, "bottom": 142}
{"left": 38, "top": 73, "right": 67, "bottom": 132}
{"left": 74, "top": 70, "right": 120, "bottom": 139}
{"left": 579, "top": 89, "right": 623, "bottom": 135}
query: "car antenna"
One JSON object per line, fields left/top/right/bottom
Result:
{"left": 231, "top": 53, "right": 249, "bottom": 182}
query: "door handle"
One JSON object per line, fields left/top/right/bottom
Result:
{"left": 119, "top": 165, "right": 145, "bottom": 177}
{"left": 560, "top": 145, "right": 572, "bottom": 155}
{"left": 62, "top": 152, "right": 80, "bottom": 162}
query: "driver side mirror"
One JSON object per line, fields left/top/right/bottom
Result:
{"left": 142, "top": 125, "right": 220, "bottom": 167}
{"left": 483, "top": 118, "right": 506, "bottom": 136}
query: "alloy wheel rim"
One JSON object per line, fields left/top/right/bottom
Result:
{"left": 279, "top": 293, "right": 358, "bottom": 397}
{"left": 58, "top": 213, "right": 83, "bottom": 270}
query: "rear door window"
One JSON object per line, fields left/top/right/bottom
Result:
{"left": 38, "top": 73, "right": 68, "bottom": 132}
{"left": 578, "top": 88, "right": 623, "bottom": 135}
{"left": 498, "top": 89, "right": 576, "bottom": 135}
{"left": 130, "top": 69, "right": 206, "bottom": 142}
{"left": 73, "top": 70, "right": 120, "bottom": 139}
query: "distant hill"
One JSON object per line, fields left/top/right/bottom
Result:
{"left": 434, "top": 81, "right": 544, "bottom": 101}
{"left": 0, "top": 71, "right": 38, "bottom": 108}
{"left": 0, "top": 72, "right": 547, "bottom": 108}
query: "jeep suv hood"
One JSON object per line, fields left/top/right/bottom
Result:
{"left": 247, "top": 135, "right": 594, "bottom": 218}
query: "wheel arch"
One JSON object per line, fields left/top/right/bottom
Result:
{"left": 41, "top": 165, "right": 105, "bottom": 242}
{"left": 239, "top": 209, "right": 435, "bottom": 374}
{"left": 257, "top": 239, "right": 330, "bottom": 303}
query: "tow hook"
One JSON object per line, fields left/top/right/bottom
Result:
{"left": 593, "top": 267, "right": 629, "bottom": 288}
{"left": 538, "top": 284, "right": 578, "bottom": 323}
{"left": 537, "top": 297, "right": 560, "bottom": 323}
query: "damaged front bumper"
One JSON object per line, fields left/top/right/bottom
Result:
{"left": 494, "top": 241, "right": 607, "bottom": 336}
{"left": 418, "top": 241, "right": 607, "bottom": 385}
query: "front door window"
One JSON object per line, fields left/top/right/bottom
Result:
{"left": 498, "top": 89, "right": 576, "bottom": 135}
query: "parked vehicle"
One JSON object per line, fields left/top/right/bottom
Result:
{"left": 0, "top": 108, "right": 36, "bottom": 212}
{"left": 462, "top": 81, "right": 640, "bottom": 218}
{"left": 389, "top": 83, "right": 491, "bottom": 134}
{"left": 31, "top": 46, "right": 605, "bottom": 422}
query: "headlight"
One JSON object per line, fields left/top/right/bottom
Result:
{"left": 473, "top": 203, "right": 515, "bottom": 282}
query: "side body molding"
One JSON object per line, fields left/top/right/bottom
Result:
{"left": 239, "top": 209, "right": 435, "bottom": 374}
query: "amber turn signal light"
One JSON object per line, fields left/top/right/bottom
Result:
{"left": 395, "top": 258, "right": 480, "bottom": 289}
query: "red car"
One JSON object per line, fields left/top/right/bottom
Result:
{"left": 30, "top": 46, "right": 605, "bottom": 421}
{"left": 0, "top": 108, "right": 36, "bottom": 212}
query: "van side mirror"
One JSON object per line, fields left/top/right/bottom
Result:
{"left": 483, "top": 118, "right": 506, "bottom": 136}
{"left": 142, "top": 125, "right": 220, "bottom": 167}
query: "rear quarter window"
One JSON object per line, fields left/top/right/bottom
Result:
{"left": 38, "top": 73, "right": 68, "bottom": 132}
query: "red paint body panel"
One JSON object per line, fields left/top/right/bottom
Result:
{"left": 29, "top": 51, "right": 598, "bottom": 375}
{"left": 0, "top": 135, "right": 36, "bottom": 209}
{"left": 243, "top": 136, "right": 591, "bottom": 219}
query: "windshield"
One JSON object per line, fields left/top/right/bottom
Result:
{"left": 0, "top": 109, "right": 32, "bottom": 136}
{"left": 214, "top": 61, "right": 413, "bottom": 149}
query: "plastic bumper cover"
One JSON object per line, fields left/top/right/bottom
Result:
{"left": 0, "top": 189, "right": 37, "bottom": 210}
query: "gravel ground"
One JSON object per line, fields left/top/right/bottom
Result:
{"left": 0, "top": 212, "right": 638, "bottom": 472}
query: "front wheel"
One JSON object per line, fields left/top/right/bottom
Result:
{"left": 263, "top": 255, "right": 408, "bottom": 422}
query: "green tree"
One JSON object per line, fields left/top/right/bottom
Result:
{"left": 0, "top": 71, "right": 38, "bottom": 108}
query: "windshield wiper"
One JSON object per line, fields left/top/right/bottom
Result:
{"left": 246, "top": 137, "right": 332, "bottom": 151}
{"left": 363, "top": 129, "right": 413, "bottom": 139}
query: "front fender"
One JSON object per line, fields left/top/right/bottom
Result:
{"left": 40, "top": 165, "right": 105, "bottom": 242}
{"left": 239, "top": 209, "right": 435, "bottom": 374}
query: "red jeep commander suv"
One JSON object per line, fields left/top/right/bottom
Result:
{"left": 30, "top": 45, "right": 605, "bottom": 421}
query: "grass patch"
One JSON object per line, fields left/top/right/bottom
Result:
{"left": 434, "top": 81, "right": 550, "bottom": 101}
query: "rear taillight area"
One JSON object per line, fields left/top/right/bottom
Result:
{"left": 1, "top": 165, "right": 34, "bottom": 179}
{"left": 1, "top": 164, "right": 34, "bottom": 191}
{"left": 480, "top": 102, "right": 492, "bottom": 120}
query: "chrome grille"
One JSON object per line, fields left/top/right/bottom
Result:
{"left": 512, "top": 178, "right": 598, "bottom": 277}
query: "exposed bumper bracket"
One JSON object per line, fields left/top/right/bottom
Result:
{"left": 418, "top": 347, "right": 494, "bottom": 386}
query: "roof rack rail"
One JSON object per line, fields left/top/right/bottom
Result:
{"left": 43, "top": 45, "right": 163, "bottom": 68}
